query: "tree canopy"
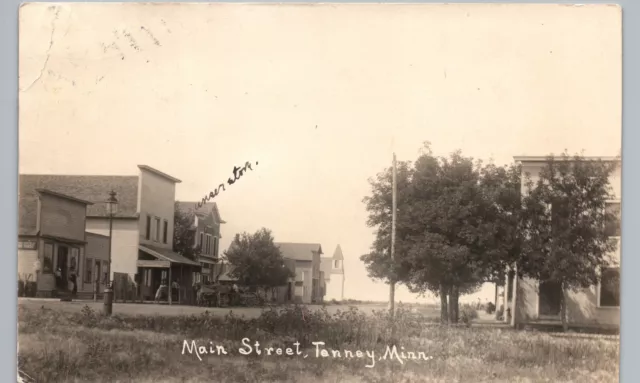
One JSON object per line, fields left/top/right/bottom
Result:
{"left": 173, "top": 202, "right": 200, "bottom": 261}
{"left": 225, "top": 228, "right": 294, "bottom": 290}
{"left": 362, "top": 145, "right": 508, "bottom": 322}
{"left": 361, "top": 144, "right": 619, "bottom": 327}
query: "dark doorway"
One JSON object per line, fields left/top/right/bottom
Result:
{"left": 287, "top": 282, "right": 292, "bottom": 301}
{"left": 56, "top": 245, "right": 69, "bottom": 290}
{"left": 538, "top": 280, "right": 562, "bottom": 317}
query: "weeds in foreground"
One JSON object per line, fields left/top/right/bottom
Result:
{"left": 23, "top": 304, "right": 430, "bottom": 349}
{"left": 18, "top": 305, "right": 619, "bottom": 383}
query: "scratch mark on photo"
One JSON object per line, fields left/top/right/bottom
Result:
{"left": 141, "top": 26, "right": 162, "bottom": 46}
{"left": 20, "top": 6, "right": 60, "bottom": 92}
{"left": 123, "top": 29, "right": 141, "bottom": 51}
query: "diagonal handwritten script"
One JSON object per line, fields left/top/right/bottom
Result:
{"left": 196, "top": 161, "right": 258, "bottom": 209}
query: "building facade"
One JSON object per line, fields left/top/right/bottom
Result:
{"left": 176, "top": 202, "right": 225, "bottom": 284}
{"left": 322, "top": 244, "right": 345, "bottom": 301}
{"left": 275, "top": 242, "right": 325, "bottom": 303}
{"left": 506, "top": 156, "right": 621, "bottom": 330}
{"left": 18, "top": 187, "right": 96, "bottom": 297}
{"left": 82, "top": 232, "right": 111, "bottom": 298}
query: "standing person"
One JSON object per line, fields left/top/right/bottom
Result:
{"left": 68, "top": 267, "right": 78, "bottom": 298}
{"left": 54, "top": 267, "right": 62, "bottom": 290}
{"left": 193, "top": 280, "right": 201, "bottom": 306}
{"left": 155, "top": 279, "right": 168, "bottom": 303}
{"left": 231, "top": 283, "right": 240, "bottom": 306}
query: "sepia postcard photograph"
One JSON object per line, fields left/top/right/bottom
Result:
{"left": 17, "top": 3, "right": 621, "bottom": 382}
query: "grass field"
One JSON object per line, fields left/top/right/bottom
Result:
{"left": 17, "top": 300, "right": 619, "bottom": 383}
{"left": 17, "top": 298, "right": 398, "bottom": 318}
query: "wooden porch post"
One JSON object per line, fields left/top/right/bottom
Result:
{"left": 503, "top": 270, "right": 510, "bottom": 323}
{"left": 180, "top": 264, "right": 183, "bottom": 305}
{"left": 168, "top": 265, "right": 173, "bottom": 306}
{"left": 510, "top": 264, "right": 518, "bottom": 328}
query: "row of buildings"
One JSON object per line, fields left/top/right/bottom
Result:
{"left": 17, "top": 165, "right": 345, "bottom": 304}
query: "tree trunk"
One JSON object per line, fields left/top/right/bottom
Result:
{"left": 449, "top": 285, "right": 459, "bottom": 324}
{"left": 560, "top": 283, "right": 569, "bottom": 332}
{"left": 495, "top": 284, "right": 501, "bottom": 320}
{"left": 439, "top": 284, "right": 449, "bottom": 325}
{"left": 448, "top": 291, "right": 454, "bottom": 323}
{"left": 454, "top": 287, "right": 460, "bottom": 323}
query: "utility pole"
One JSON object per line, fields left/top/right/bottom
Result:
{"left": 389, "top": 153, "right": 397, "bottom": 318}
{"left": 341, "top": 263, "right": 345, "bottom": 301}
{"left": 104, "top": 191, "right": 118, "bottom": 316}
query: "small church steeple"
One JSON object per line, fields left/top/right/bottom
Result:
{"left": 331, "top": 244, "right": 344, "bottom": 274}
{"left": 330, "top": 244, "right": 345, "bottom": 300}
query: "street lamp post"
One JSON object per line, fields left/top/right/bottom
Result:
{"left": 104, "top": 190, "right": 118, "bottom": 316}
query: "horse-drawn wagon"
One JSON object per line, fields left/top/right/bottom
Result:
{"left": 195, "top": 283, "right": 266, "bottom": 307}
{"left": 196, "top": 283, "right": 232, "bottom": 307}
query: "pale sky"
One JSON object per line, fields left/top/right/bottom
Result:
{"left": 19, "top": 3, "right": 621, "bottom": 302}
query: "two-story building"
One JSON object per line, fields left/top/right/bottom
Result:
{"left": 17, "top": 184, "right": 111, "bottom": 298}
{"left": 19, "top": 165, "right": 201, "bottom": 302}
{"left": 175, "top": 201, "right": 225, "bottom": 284}
{"left": 505, "top": 156, "right": 621, "bottom": 331}
{"left": 275, "top": 242, "right": 325, "bottom": 303}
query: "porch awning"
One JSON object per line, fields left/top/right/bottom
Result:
{"left": 139, "top": 244, "right": 201, "bottom": 267}
{"left": 137, "top": 260, "right": 171, "bottom": 268}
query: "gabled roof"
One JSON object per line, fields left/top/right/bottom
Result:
{"left": 176, "top": 201, "right": 206, "bottom": 217}
{"left": 332, "top": 244, "right": 344, "bottom": 260}
{"left": 210, "top": 203, "right": 224, "bottom": 224}
{"left": 176, "top": 201, "right": 225, "bottom": 224}
{"left": 275, "top": 242, "right": 323, "bottom": 261}
{"left": 19, "top": 174, "right": 139, "bottom": 234}
{"left": 35, "top": 188, "right": 95, "bottom": 205}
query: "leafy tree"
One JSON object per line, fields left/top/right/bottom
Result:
{"left": 476, "top": 162, "right": 526, "bottom": 319}
{"left": 403, "top": 149, "right": 491, "bottom": 323}
{"left": 360, "top": 159, "right": 415, "bottom": 286}
{"left": 520, "top": 152, "right": 620, "bottom": 331}
{"left": 173, "top": 201, "right": 201, "bottom": 261}
{"left": 225, "top": 228, "right": 294, "bottom": 298}
{"left": 477, "top": 162, "right": 525, "bottom": 281}
{"left": 362, "top": 144, "right": 506, "bottom": 324}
